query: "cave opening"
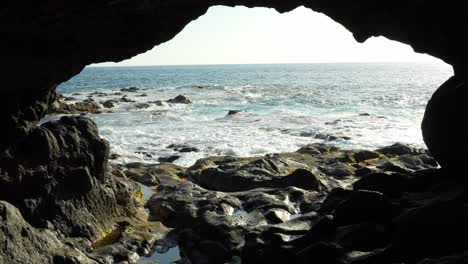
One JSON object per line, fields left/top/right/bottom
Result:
{"left": 1, "top": 3, "right": 466, "bottom": 264}
{"left": 53, "top": 6, "right": 451, "bottom": 168}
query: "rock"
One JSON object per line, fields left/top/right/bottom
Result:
{"left": 264, "top": 208, "right": 290, "bottom": 224}
{"left": 124, "top": 162, "right": 186, "bottom": 185}
{"left": 102, "top": 100, "right": 115, "bottom": 108}
{"left": 319, "top": 162, "right": 356, "bottom": 177}
{"left": 359, "top": 113, "right": 371, "bottom": 116}
{"left": 422, "top": 76, "right": 464, "bottom": 171}
{"left": 335, "top": 223, "right": 390, "bottom": 252}
{"left": 0, "top": 201, "right": 96, "bottom": 264}
{"left": 158, "top": 155, "right": 181, "bottom": 163}
{"left": 149, "top": 100, "right": 168, "bottom": 106}
{"left": 297, "top": 143, "right": 338, "bottom": 155}
{"left": 297, "top": 242, "right": 346, "bottom": 264}
{"left": 354, "top": 166, "right": 377, "bottom": 177}
{"left": 376, "top": 143, "right": 418, "bottom": 156}
{"left": 73, "top": 100, "right": 102, "bottom": 113}
{"left": 416, "top": 253, "right": 468, "bottom": 264}
{"left": 132, "top": 103, "right": 151, "bottom": 109}
{"left": 389, "top": 196, "right": 468, "bottom": 263}
{"left": 179, "top": 147, "right": 199, "bottom": 153}
{"left": 167, "top": 95, "right": 192, "bottom": 104}
{"left": 125, "top": 170, "right": 159, "bottom": 185}
{"left": 333, "top": 190, "right": 399, "bottom": 226}
{"left": 353, "top": 150, "right": 381, "bottom": 163}
{"left": 120, "top": 96, "right": 135, "bottom": 103}
{"left": 120, "top": 87, "right": 140, "bottom": 92}
{"left": 354, "top": 172, "right": 408, "bottom": 197}
{"left": 227, "top": 110, "right": 244, "bottom": 116}
{"left": 1, "top": 116, "right": 138, "bottom": 235}
{"left": 315, "top": 133, "right": 338, "bottom": 141}
{"left": 167, "top": 144, "right": 199, "bottom": 153}
{"left": 109, "top": 153, "right": 121, "bottom": 160}
{"left": 190, "top": 157, "right": 323, "bottom": 192}
{"left": 319, "top": 188, "right": 352, "bottom": 215}
{"left": 90, "top": 91, "right": 109, "bottom": 97}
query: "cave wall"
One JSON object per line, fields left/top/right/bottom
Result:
{"left": 0, "top": 0, "right": 466, "bottom": 222}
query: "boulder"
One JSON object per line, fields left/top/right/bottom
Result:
{"left": 102, "top": 100, "right": 115, "bottom": 108}
{"left": 167, "top": 95, "right": 192, "bottom": 104}
{"left": 422, "top": 76, "right": 464, "bottom": 171}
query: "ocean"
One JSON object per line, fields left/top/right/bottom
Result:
{"left": 56, "top": 63, "right": 452, "bottom": 167}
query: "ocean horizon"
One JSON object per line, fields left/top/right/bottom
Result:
{"left": 56, "top": 62, "right": 452, "bottom": 167}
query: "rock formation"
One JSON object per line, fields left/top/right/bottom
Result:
{"left": 1, "top": 1, "right": 467, "bottom": 263}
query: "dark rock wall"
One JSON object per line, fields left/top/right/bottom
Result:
{"left": 0, "top": 116, "right": 136, "bottom": 236}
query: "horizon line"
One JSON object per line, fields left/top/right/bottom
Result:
{"left": 89, "top": 60, "right": 445, "bottom": 68}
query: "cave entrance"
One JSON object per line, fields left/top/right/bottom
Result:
{"left": 54, "top": 6, "right": 452, "bottom": 167}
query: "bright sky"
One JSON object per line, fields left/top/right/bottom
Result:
{"left": 97, "top": 6, "right": 441, "bottom": 66}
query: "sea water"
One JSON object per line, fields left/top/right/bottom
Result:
{"left": 57, "top": 63, "right": 452, "bottom": 167}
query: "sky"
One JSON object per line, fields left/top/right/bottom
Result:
{"left": 96, "top": 6, "right": 441, "bottom": 67}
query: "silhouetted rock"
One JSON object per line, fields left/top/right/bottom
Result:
{"left": 227, "top": 110, "right": 244, "bottom": 115}
{"left": 422, "top": 76, "right": 464, "bottom": 172}
{"left": 167, "top": 95, "right": 192, "bottom": 104}
{"left": 121, "top": 87, "right": 140, "bottom": 92}
{"left": 158, "top": 155, "right": 182, "bottom": 163}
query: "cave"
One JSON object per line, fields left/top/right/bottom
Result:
{"left": 1, "top": 1, "right": 466, "bottom": 264}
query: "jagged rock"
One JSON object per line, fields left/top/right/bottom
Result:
{"left": 190, "top": 157, "right": 324, "bottom": 192}
{"left": 0, "top": 116, "right": 137, "bottom": 236}
{"left": 376, "top": 143, "right": 420, "bottom": 156}
{"left": 0, "top": 201, "right": 97, "bottom": 264}
{"left": 167, "top": 95, "right": 193, "bottom": 104}
{"left": 124, "top": 162, "right": 186, "bottom": 186}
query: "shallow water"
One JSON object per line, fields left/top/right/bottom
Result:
{"left": 140, "top": 184, "right": 154, "bottom": 202}
{"left": 138, "top": 246, "right": 181, "bottom": 264}
{"left": 57, "top": 63, "right": 452, "bottom": 167}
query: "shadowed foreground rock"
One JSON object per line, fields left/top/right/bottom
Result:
{"left": 0, "top": 116, "right": 135, "bottom": 234}
{"left": 422, "top": 76, "right": 465, "bottom": 173}
{"left": 135, "top": 143, "right": 465, "bottom": 264}
{"left": 0, "top": 116, "right": 158, "bottom": 263}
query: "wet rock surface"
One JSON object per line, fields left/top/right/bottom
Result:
{"left": 122, "top": 142, "right": 466, "bottom": 264}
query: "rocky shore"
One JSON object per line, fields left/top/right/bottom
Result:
{"left": 48, "top": 89, "right": 193, "bottom": 116}
{"left": 4, "top": 110, "right": 459, "bottom": 264}
{"left": 108, "top": 141, "right": 467, "bottom": 264}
